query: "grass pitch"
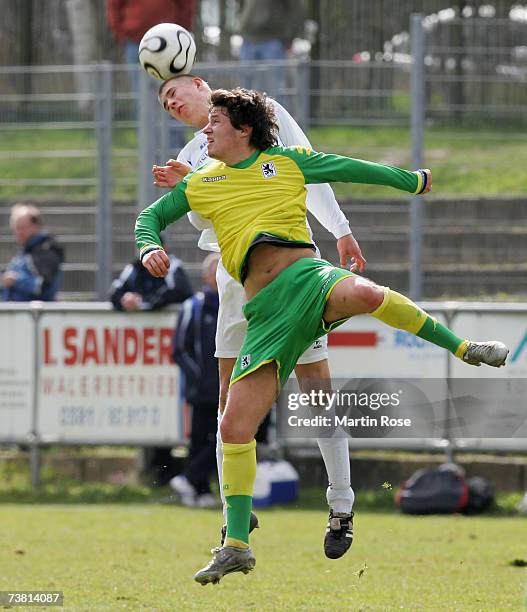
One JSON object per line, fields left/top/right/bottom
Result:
{"left": 0, "top": 503, "right": 525, "bottom": 611}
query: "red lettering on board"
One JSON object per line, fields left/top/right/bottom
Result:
{"left": 42, "top": 328, "right": 57, "bottom": 365}
{"left": 143, "top": 328, "right": 156, "bottom": 365}
{"left": 64, "top": 328, "right": 78, "bottom": 365}
{"left": 81, "top": 328, "right": 99, "bottom": 364}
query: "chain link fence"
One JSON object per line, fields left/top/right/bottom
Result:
{"left": 0, "top": 16, "right": 526, "bottom": 299}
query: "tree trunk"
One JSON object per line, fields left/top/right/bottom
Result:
{"left": 18, "top": 0, "right": 33, "bottom": 118}
{"left": 218, "top": 0, "right": 231, "bottom": 60}
{"left": 65, "top": 0, "right": 97, "bottom": 110}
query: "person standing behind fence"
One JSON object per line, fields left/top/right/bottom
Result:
{"left": 238, "top": 0, "right": 305, "bottom": 99}
{"left": 1, "top": 204, "right": 64, "bottom": 302}
{"left": 170, "top": 253, "right": 220, "bottom": 508}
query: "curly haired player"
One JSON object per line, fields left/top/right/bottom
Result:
{"left": 136, "top": 88, "right": 508, "bottom": 585}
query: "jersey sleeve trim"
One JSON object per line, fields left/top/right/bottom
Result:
{"left": 139, "top": 245, "right": 164, "bottom": 260}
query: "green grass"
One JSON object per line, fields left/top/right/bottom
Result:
{"left": 1, "top": 125, "right": 527, "bottom": 201}
{"left": 0, "top": 503, "right": 525, "bottom": 610}
{"left": 0, "top": 128, "right": 138, "bottom": 200}
{"left": 0, "top": 461, "right": 524, "bottom": 609}
{"left": 309, "top": 125, "right": 527, "bottom": 199}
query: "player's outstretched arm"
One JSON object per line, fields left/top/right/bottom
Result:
{"left": 278, "top": 146, "right": 432, "bottom": 195}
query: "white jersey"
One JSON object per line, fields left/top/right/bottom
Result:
{"left": 176, "top": 99, "right": 351, "bottom": 252}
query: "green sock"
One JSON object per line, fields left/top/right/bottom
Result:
{"left": 222, "top": 440, "right": 257, "bottom": 548}
{"left": 370, "top": 287, "right": 467, "bottom": 356}
{"left": 417, "top": 317, "right": 468, "bottom": 357}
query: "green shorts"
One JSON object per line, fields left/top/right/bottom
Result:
{"left": 231, "top": 257, "right": 354, "bottom": 388}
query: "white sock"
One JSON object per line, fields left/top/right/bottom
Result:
{"left": 316, "top": 436, "right": 354, "bottom": 514}
{"left": 216, "top": 410, "right": 227, "bottom": 521}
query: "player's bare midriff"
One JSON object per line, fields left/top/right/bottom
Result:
{"left": 243, "top": 244, "right": 315, "bottom": 299}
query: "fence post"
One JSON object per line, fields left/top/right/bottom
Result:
{"left": 29, "top": 305, "right": 42, "bottom": 487}
{"left": 138, "top": 70, "right": 159, "bottom": 213}
{"left": 94, "top": 62, "right": 113, "bottom": 300}
{"left": 443, "top": 308, "right": 456, "bottom": 463}
{"left": 410, "top": 14, "right": 425, "bottom": 301}
{"left": 296, "top": 58, "right": 311, "bottom": 132}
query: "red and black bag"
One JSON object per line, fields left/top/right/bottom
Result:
{"left": 396, "top": 464, "right": 470, "bottom": 515}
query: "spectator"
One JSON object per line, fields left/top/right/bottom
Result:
{"left": 238, "top": 0, "right": 305, "bottom": 99}
{"left": 2, "top": 204, "right": 64, "bottom": 302}
{"left": 106, "top": 0, "right": 196, "bottom": 150}
{"left": 170, "top": 253, "right": 220, "bottom": 508}
{"left": 109, "top": 249, "right": 192, "bottom": 311}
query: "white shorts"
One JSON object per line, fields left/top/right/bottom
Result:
{"left": 214, "top": 258, "right": 329, "bottom": 363}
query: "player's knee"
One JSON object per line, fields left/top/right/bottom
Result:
{"left": 220, "top": 411, "right": 255, "bottom": 444}
{"left": 352, "top": 278, "right": 384, "bottom": 312}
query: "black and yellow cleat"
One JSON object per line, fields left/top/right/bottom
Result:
{"left": 194, "top": 546, "right": 256, "bottom": 585}
{"left": 324, "top": 510, "right": 354, "bottom": 559}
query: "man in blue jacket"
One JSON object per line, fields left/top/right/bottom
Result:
{"left": 170, "top": 253, "right": 221, "bottom": 508}
{"left": 2, "top": 204, "right": 64, "bottom": 302}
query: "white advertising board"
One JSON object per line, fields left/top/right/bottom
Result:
{"left": 0, "top": 311, "right": 34, "bottom": 442}
{"left": 326, "top": 311, "right": 448, "bottom": 379}
{"left": 37, "top": 311, "right": 184, "bottom": 444}
{"left": 1, "top": 305, "right": 524, "bottom": 448}
{"left": 451, "top": 312, "right": 527, "bottom": 378}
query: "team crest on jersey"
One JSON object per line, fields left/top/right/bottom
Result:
{"left": 240, "top": 354, "right": 251, "bottom": 369}
{"left": 261, "top": 161, "right": 278, "bottom": 178}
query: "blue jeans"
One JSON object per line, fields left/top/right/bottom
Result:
{"left": 124, "top": 39, "right": 140, "bottom": 94}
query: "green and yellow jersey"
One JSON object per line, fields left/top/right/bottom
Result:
{"left": 135, "top": 145, "right": 427, "bottom": 283}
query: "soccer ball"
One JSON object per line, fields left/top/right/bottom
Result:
{"left": 138, "top": 23, "right": 196, "bottom": 81}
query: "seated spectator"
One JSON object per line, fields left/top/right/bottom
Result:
{"left": 1, "top": 204, "right": 64, "bottom": 302}
{"left": 170, "top": 253, "right": 220, "bottom": 508}
{"left": 109, "top": 248, "right": 192, "bottom": 311}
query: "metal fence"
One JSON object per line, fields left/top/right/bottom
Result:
{"left": 0, "top": 16, "right": 526, "bottom": 299}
